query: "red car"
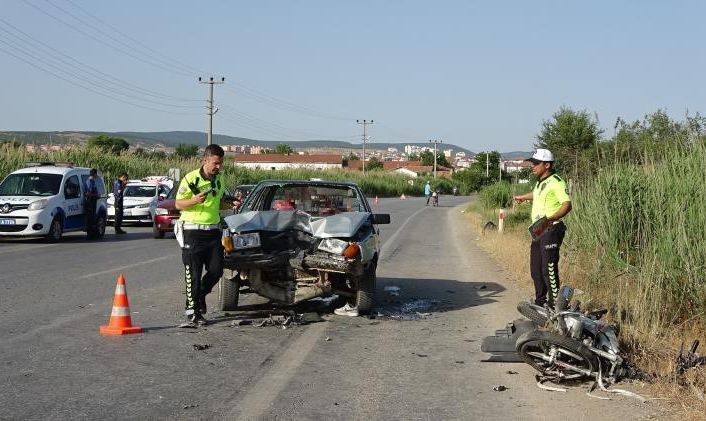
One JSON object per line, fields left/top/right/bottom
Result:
{"left": 152, "top": 186, "right": 180, "bottom": 239}
{"left": 152, "top": 184, "right": 246, "bottom": 239}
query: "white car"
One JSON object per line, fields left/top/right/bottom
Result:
{"left": 0, "top": 162, "right": 108, "bottom": 241}
{"left": 108, "top": 181, "right": 171, "bottom": 225}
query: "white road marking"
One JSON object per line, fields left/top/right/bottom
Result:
{"left": 78, "top": 255, "right": 174, "bottom": 279}
{"left": 0, "top": 243, "right": 57, "bottom": 255}
{"left": 229, "top": 322, "right": 328, "bottom": 420}
{"left": 380, "top": 205, "right": 427, "bottom": 257}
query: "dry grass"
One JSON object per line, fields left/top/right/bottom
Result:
{"left": 464, "top": 204, "right": 706, "bottom": 419}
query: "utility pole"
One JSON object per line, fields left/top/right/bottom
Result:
{"left": 486, "top": 152, "right": 489, "bottom": 177}
{"left": 429, "top": 139, "right": 442, "bottom": 178}
{"left": 199, "top": 76, "right": 225, "bottom": 145}
{"left": 356, "top": 119, "right": 373, "bottom": 176}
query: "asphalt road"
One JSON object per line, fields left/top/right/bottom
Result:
{"left": 0, "top": 196, "right": 663, "bottom": 420}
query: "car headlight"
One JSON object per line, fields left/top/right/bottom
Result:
{"left": 318, "top": 238, "right": 348, "bottom": 254}
{"left": 233, "top": 232, "right": 260, "bottom": 249}
{"left": 28, "top": 199, "right": 48, "bottom": 210}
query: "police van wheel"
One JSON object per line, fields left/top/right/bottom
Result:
{"left": 46, "top": 217, "right": 63, "bottom": 243}
{"left": 218, "top": 269, "right": 240, "bottom": 311}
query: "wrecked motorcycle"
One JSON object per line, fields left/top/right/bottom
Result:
{"left": 515, "top": 286, "right": 629, "bottom": 383}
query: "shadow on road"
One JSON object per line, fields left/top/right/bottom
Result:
{"left": 374, "top": 276, "right": 505, "bottom": 319}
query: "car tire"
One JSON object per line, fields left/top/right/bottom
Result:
{"left": 88, "top": 214, "right": 106, "bottom": 240}
{"left": 355, "top": 262, "right": 376, "bottom": 315}
{"left": 218, "top": 268, "right": 240, "bottom": 311}
{"left": 153, "top": 222, "right": 165, "bottom": 239}
{"left": 46, "top": 217, "right": 63, "bottom": 243}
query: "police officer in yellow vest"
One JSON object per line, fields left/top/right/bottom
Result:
{"left": 513, "top": 148, "right": 572, "bottom": 308}
{"left": 175, "top": 144, "right": 226, "bottom": 326}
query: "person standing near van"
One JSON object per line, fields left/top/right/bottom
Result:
{"left": 84, "top": 168, "right": 99, "bottom": 232}
{"left": 175, "top": 145, "right": 226, "bottom": 326}
{"left": 113, "top": 173, "right": 128, "bottom": 235}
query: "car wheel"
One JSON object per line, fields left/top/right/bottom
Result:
{"left": 153, "top": 222, "right": 165, "bottom": 239}
{"left": 218, "top": 268, "right": 240, "bottom": 311}
{"left": 355, "top": 262, "right": 376, "bottom": 315}
{"left": 87, "top": 214, "right": 106, "bottom": 240}
{"left": 46, "top": 217, "right": 63, "bottom": 243}
{"left": 95, "top": 214, "right": 106, "bottom": 239}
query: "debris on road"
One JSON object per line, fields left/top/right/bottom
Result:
{"left": 506, "top": 370, "right": 518, "bottom": 375}
{"left": 324, "top": 337, "right": 331, "bottom": 342}
{"left": 192, "top": 344, "right": 211, "bottom": 351}
{"left": 375, "top": 298, "right": 441, "bottom": 321}
{"left": 492, "top": 385, "right": 507, "bottom": 392}
{"left": 183, "top": 404, "right": 199, "bottom": 409}
{"left": 384, "top": 286, "right": 401, "bottom": 296}
{"left": 412, "top": 352, "right": 428, "bottom": 357}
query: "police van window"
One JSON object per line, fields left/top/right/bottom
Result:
{"left": 64, "top": 175, "right": 81, "bottom": 199}
{"left": 0, "top": 174, "right": 62, "bottom": 196}
{"left": 95, "top": 177, "right": 106, "bottom": 196}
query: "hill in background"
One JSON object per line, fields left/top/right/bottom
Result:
{"left": 0, "top": 130, "right": 529, "bottom": 158}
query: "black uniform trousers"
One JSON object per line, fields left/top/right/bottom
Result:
{"left": 530, "top": 221, "right": 566, "bottom": 308}
{"left": 114, "top": 201, "right": 124, "bottom": 231}
{"left": 181, "top": 229, "right": 224, "bottom": 313}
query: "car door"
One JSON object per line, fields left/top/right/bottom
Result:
{"left": 62, "top": 174, "right": 84, "bottom": 230}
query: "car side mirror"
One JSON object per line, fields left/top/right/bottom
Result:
{"left": 372, "top": 213, "right": 390, "bottom": 224}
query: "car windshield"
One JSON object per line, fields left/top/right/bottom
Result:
{"left": 268, "top": 185, "right": 366, "bottom": 216}
{"left": 0, "top": 173, "right": 63, "bottom": 196}
{"left": 124, "top": 185, "right": 156, "bottom": 198}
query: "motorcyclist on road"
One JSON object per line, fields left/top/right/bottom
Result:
{"left": 424, "top": 181, "right": 432, "bottom": 205}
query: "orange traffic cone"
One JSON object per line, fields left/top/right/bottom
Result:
{"left": 375, "top": 196, "right": 379, "bottom": 205}
{"left": 400, "top": 193, "right": 406, "bottom": 200}
{"left": 100, "top": 274, "right": 142, "bottom": 335}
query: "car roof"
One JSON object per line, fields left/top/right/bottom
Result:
{"left": 11, "top": 165, "right": 94, "bottom": 176}
{"left": 125, "top": 182, "right": 161, "bottom": 187}
{"left": 253, "top": 180, "right": 361, "bottom": 189}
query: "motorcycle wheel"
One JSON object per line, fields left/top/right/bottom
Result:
{"left": 516, "top": 330, "right": 598, "bottom": 381}
{"left": 517, "top": 301, "right": 549, "bottom": 325}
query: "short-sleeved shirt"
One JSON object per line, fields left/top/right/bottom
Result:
{"left": 531, "top": 173, "right": 571, "bottom": 223}
{"left": 176, "top": 168, "right": 225, "bottom": 224}
{"left": 113, "top": 180, "right": 124, "bottom": 205}
{"left": 84, "top": 178, "right": 98, "bottom": 198}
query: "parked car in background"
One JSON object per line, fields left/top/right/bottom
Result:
{"left": 0, "top": 162, "right": 108, "bottom": 241}
{"left": 152, "top": 185, "right": 179, "bottom": 238}
{"left": 218, "top": 180, "right": 390, "bottom": 315}
{"left": 108, "top": 180, "right": 170, "bottom": 226}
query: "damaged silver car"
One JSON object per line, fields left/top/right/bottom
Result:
{"left": 218, "top": 180, "right": 390, "bottom": 315}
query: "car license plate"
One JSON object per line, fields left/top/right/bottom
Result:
{"left": 0, "top": 218, "right": 15, "bottom": 225}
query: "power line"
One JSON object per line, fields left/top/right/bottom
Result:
{"left": 0, "top": 34, "right": 203, "bottom": 110}
{"left": 0, "top": 21, "right": 202, "bottom": 106}
{"left": 199, "top": 76, "right": 225, "bottom": 146}
{"left": 0, "top": 44, "right": 198, "bottom": 115}
{"left": 23, "top": 0, "right": 194, "bottom": 77}
{"left": 357, "top": 119, "right": 374, "bottom": 176}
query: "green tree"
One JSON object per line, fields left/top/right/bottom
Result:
{"left": 175, "top": 144, "right": 199, "bottom": 159}
{"left": 366, "top": 157, "right": 384, "bottom": 171}
{"left": 408, "top": 153, "right": 419, "bottom": 161}
{"left": 87, "top": 134, "right": 129, "bottom": 155}
{"left": 536, "top": 106, "right": 602, "bottom": 179}
{"left": 345, "top": 152, "right": 359, "bottom": 161}
{"left": 273, "top": 143, "right": 294, "bottom": 154}
{"left": 420, "top": 151, "right": 451, "bottom": 168}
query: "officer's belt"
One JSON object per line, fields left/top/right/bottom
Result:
{"left": 182, "top": 223, "right": 220, "bottom": 230}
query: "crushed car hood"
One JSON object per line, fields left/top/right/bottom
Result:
{"left": 310, "top": 212, "right": 370, "bottom": 238}
{"left": 224, "top": 210, "right": 313, "bottom": 234}
{"left": 224, "top": 210, "right": 371, "bottom": 238}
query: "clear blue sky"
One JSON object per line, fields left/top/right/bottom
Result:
{"left": 2, "top": 0, "right": 705, "bottom": 152}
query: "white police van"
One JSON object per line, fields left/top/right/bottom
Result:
{"left": 0, "top": 162, "right": 108, "bottom": 241}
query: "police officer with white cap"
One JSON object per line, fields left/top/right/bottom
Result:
{"left": 513, "top": 148, "right": 572, "bottom": 308}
